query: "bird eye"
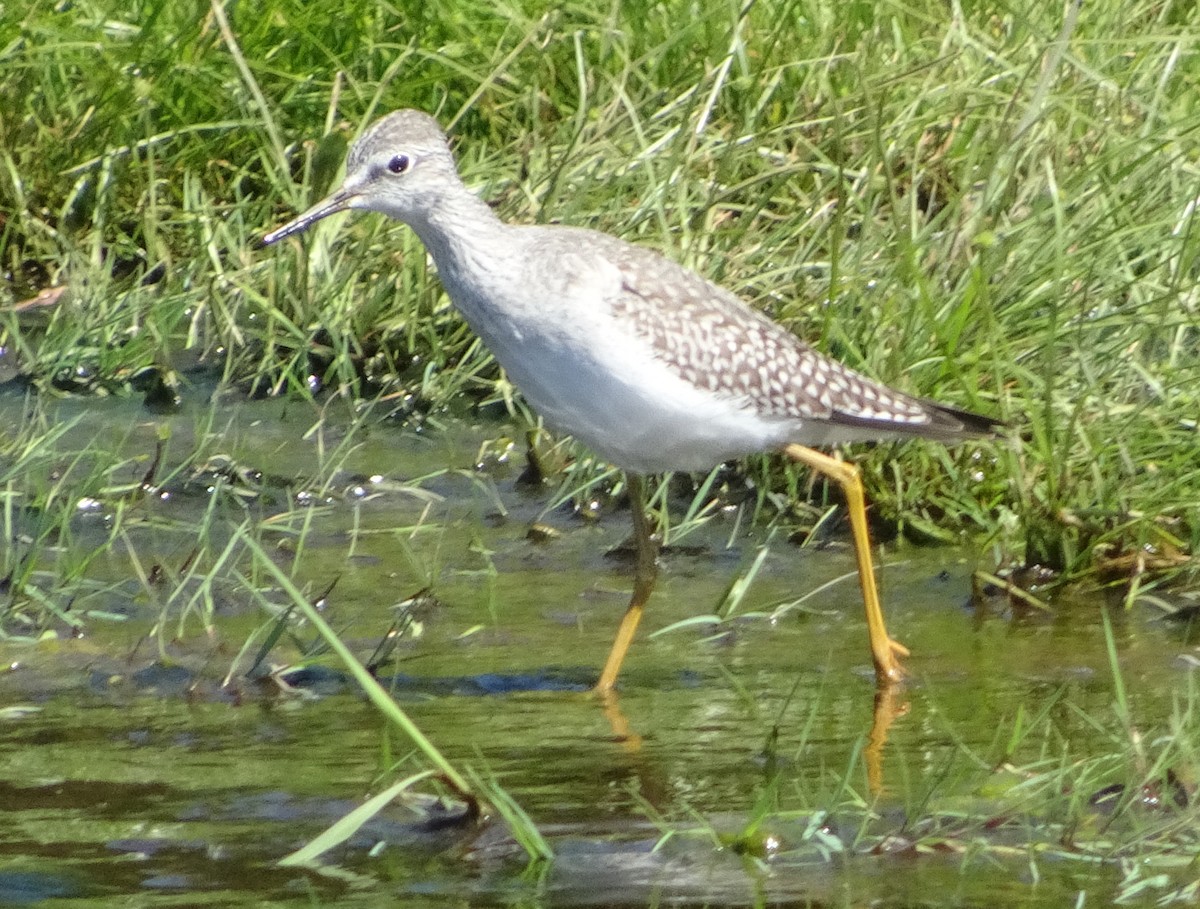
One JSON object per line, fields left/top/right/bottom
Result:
{"left": 387, "top": 154, "right": 410, "bottom": 174}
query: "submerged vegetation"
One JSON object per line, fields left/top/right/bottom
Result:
{"left": 1, "top": 0, "right": 1200, "bottom": 901}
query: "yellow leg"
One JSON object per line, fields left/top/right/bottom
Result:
{"left": 782, "top": 444, "right": 908, "bottom": 686}
{"left": 595, "top": 473, "right": 659, "bottom": 693}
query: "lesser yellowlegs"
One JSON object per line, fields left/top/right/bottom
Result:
{"left": 264, "top": 109, "right": 997, "bottom": 692}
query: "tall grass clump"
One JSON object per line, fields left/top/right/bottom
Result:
{"left": 1, "top": 0, "right": 1197, "bottom": 595}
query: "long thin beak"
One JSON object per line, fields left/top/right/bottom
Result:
{"left": 262, "top": 185, "right": 359, "bottom": 246}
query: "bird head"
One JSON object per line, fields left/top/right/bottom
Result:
{"left": 263, "top": 109, "right": 457, "bottom": 244}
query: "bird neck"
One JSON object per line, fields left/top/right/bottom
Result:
{"left": 405, "top": 184, "right": 515, "bottom": 311}
{"left": 407, "top": 184, "right": 506, "bottom": 267}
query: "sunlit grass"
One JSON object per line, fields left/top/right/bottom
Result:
{"left": 4, "top": 0, "right": 1196, "bottom": 599}
{"left": 1, "top": 0, "right": 1199, "bottom": 879}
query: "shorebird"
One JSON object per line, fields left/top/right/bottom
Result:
{"left": 264, "top": 109, "right": 996, "bottom": 693}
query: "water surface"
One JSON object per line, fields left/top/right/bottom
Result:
{"left": 0, "top": 389, "right": 1192, "bottom": 906}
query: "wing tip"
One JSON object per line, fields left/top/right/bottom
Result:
{"left": 827, "top": 398, "right": 1003, "bottom": 442}
{"left": 917, "top": 399, "right": 1005, "bottom": 441}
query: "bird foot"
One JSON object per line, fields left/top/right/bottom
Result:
{"left": 875, "top": 637, "right": 910, "bottom": 686}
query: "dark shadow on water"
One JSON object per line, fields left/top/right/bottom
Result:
{"left": 280, "top": 666, "right": 712, "bottom": 697}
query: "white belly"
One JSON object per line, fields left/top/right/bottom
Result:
{"left": 433, "top": 232, "right": 794, "bottom": 473}
{"left": 482, "top": 317, "right": 789, "bottom": 474}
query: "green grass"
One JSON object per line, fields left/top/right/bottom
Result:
{"left": 2, "top": 0, "right": 1198, "bottom": 601}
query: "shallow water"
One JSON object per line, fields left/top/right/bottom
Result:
{"left": 0, "top": 389, "right": 1195, "bottom": 906}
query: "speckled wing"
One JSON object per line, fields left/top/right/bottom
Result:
{"left": 602, "top": 242, "right": 952, "bottom": 437}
